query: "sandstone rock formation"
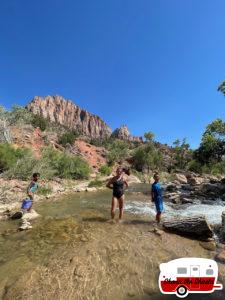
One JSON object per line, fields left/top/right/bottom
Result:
{"left": 27, "top": 96, "right": 112, "bottom": 139}
{"left": 112, "top": 125, "right": 142, "bottom": 142}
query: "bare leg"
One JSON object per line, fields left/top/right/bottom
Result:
{"left": 156, "top": 212, "right": 161, "bottom": 223}
{"left": 118, "top": 195, "right": 124, "bottom": 220}
{"left": 111, "top": 197, "right": 117, "bottom": 219}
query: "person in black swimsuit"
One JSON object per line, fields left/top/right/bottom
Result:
{"left": 106, "top": 167, "right": 129, "bottom": 221}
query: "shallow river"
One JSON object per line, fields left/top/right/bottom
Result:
{"left": 0, "top": 184, "right": 225, "bottom": 300}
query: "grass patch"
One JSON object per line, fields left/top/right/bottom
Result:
{"left": 88, "top": 179, "right": 103, "bottom": 188}
{"left": 37, "top": 185, "right": 53, "bottom": 196}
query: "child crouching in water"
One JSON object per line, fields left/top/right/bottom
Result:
{"left": 151, "top": 173, "right": 164, "bottom": 223}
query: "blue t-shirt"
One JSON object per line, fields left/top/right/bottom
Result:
{"left": 152, "top": 182, "right": 164, "bottom": 213}
{"left": 152, "top": 182, "right": 162, "bottom": 200}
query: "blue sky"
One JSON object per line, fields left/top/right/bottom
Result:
{"left": 0, "top": 0, "right": 224, "bottom": 148}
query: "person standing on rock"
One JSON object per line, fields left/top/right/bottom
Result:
{"left": 26, "top": 172, "right": 40, "bottom": 212}
{"left": 106, "top": 167, "right": 129, "bottom": 221}
{"left": 151, "top": 173, "right": 164, "bottom": 223}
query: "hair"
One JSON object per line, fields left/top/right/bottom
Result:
{"left": 122, "top": 168, "right": 131, "bottom": 176}
{"left": 33, "top": 172, "right": 40, "bottom": 178}
{"left": 153, "top": 172, "right": 159, "bottom": 179}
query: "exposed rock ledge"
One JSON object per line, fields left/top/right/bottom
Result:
{"left": 27, "top": 95, "right": 112, "bottom": 139}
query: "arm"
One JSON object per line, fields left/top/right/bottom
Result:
{"left": 27, "top": 182, "right": 34, "bottom": 200}
{"left": 151, "top": 188, "right": 155, "bottom": 202}
{"left": 106, "top": 177, "right": 114, "bottom": 189}
{"left": 124, "top": 180, "right": 128, "bottom": 190}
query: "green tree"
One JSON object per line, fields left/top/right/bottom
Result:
{"left": 194, "top": 119, "right": 225, "bottom": 164}
{"left": 144, "top": 131, "right": 155, "bottom": 142}
{"left": 218, "top": 79, "right": 225, "bottom": 96}
{"left": 133, "top": 144, "right": 162, "bottom": 172}
{"left": 173, "top": 138, "right": 191, "bottom": 169}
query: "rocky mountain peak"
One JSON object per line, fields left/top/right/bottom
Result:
{"left": 112, "top": 125, "right": 142, "bottom": 142}
{"left": 27, "top": 95, "right": 112, "bottom": 139}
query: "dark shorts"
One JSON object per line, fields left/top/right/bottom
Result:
{"left": 155, "top": 198, "right": 164, "bottom": 213}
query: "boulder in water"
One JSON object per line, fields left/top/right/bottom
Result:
{"left": 22, "top": 210, "right": 40, "bottom": 221}
{"left": 163, "top": 216, "right": 213, "bottom": 239}
{"left": 11, "top": 211, "right": 23, "bottom": 220}
{"left": 165, "top": 183, "right": 178, "bottom": 192}
{"left": 86, "top": 187, "right": 97, "bottom": 192}
{"left": 181, "top": 198, "right": 195, "bottom": 204}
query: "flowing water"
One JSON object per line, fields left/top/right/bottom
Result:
{"left": 0, "top": 184, "right": 225, "bottom": 300}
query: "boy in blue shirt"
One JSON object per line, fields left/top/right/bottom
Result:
{"left": 151, "top": 173, "right": 164, "bottom": 223}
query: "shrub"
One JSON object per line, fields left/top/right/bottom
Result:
{"left": 89, "top": 137, "right": 114, "bottom": 148}
{"left": 107, "top": 140, "right": 129, "bottom": 165}
{"left": 99, "top": 165, "right": 112, "bottom": 176}
{"left": 41, "top": 146, "right": 90, "bottom": 179}
{"left": 211, "top": 162, "right": 225, "bottom": 175}
{"left": 58, "top": 131, "right": 78, "bottom": 147}
{"left": 9, "top": 105, "right": 33, "bottom": 125}
{"left": 37, "top": 185, "right": 53, "bottom": 196}
{"left": 88, "top": 179, "right": 103, "bottom": 187}
{"left": 4, "top": 151, "right": 56, "bottom": 180}
{"left": 187, "top": 160, "right": 203, "bottom": 174}
{"left": 57, "top": 153, "right": 90, "bottom": 179}
{"left": 5, "top": 146, "right": 90, "bottom": 180}
{"left": 0, "top": 143, "right": 28, "bottom": 173}
{"left": 31, "top": 114, "right": 48, "bottom": 131}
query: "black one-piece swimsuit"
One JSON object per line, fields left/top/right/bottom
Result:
{"left": 113, "top": 178, "right": 124, "bottom": 199}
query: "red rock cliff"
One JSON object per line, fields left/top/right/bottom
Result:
{"left": 27, "top": 95, "right": 112, "bottom": 138}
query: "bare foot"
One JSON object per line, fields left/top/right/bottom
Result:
{"left": 106, "top": 219, "right": 116, "bottom": 224}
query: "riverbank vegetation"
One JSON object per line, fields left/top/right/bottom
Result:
{"left": 0, "top": 82, "right": 224, "bottom": 182}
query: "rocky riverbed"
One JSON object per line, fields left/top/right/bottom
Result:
{"left": 1, "top": 180, "right": 225, "bottom": 299}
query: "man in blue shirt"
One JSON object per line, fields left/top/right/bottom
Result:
{"left": 151, "top": 173, "right": 164, "bottom": 223}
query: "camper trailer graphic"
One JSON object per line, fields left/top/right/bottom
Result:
{"left": 159, "top": 258, "right": 223, "bottom": 298}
